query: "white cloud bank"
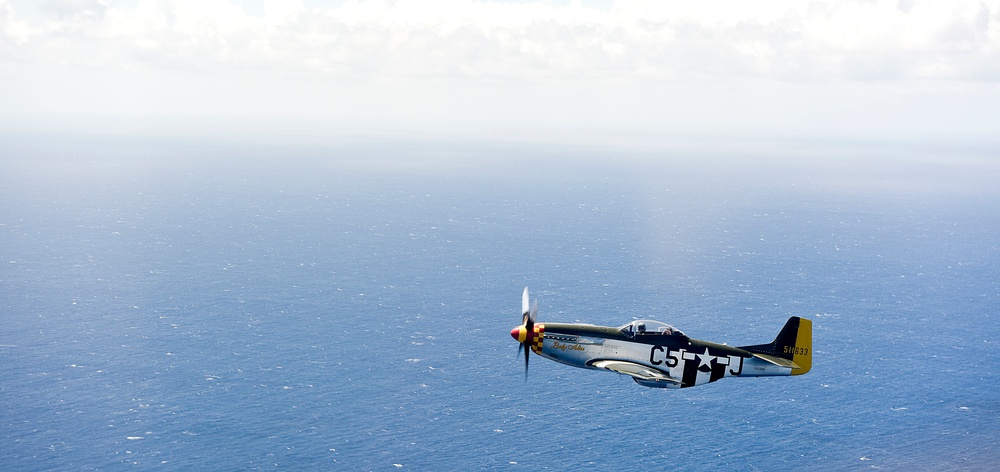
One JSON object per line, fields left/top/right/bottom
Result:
{"left": 2, "top": 0, "right": 998, "bottom": 142}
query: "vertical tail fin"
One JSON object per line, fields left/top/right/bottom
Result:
{"left": 740, "top": 317, "right": 812, "bottom": 375}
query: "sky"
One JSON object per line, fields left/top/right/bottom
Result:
{"left": 1, "top": 0, "right": 998, "bottom": 144}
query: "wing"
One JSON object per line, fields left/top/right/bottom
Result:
{"left": 590, "top": 360, "right": 682, "bottom": 385}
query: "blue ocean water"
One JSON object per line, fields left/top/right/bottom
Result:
{"left": 1, "top": 135, "right": 998, "bottom": 470}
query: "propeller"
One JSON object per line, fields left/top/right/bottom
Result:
{"left": 511, "top": 287, "right": 538, "bottom": 380}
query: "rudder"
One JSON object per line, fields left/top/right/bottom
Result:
{"left": 786, "top": 317, "right": 811, "bottom": 375}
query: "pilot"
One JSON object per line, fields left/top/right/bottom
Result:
{"left": 637, "top": 323, "right": 646, "bottom": 335}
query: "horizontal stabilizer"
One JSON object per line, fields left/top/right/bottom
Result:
{"left": 751, "top": 353, "right": 801, "bottom": 370}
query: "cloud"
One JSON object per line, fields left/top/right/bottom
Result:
{"left": 3, "top": 0, "right": 996, "bottom": 81}
{"left": 1, "top": 0, "right": 998, "bottom": 141}
{"left": 39, "top": 0, "right": 109, "bottom": 20}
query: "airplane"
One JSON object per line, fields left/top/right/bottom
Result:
{"left": 510, "top": 287, "right": 812, "bottom": 388}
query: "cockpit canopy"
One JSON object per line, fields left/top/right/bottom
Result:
{"left": 619, "top": 320, "right": 686, "bottom": 338}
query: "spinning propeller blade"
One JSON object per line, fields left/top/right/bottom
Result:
{"left": 511, "top": 287, "right": 538, "bottom": 381}
{"left": 522, "top": 337, "right": 529, "bottom": 379}
{"left": 522, "top": 287, "right": 530, "bottom": 319}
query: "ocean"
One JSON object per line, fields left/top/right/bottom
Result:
{"left": 2, "top": 134, "right": 998, "bottom": 470}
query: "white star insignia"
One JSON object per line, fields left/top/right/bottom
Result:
{"left": 697, "top": 348, "right": 715, "bottom": 370}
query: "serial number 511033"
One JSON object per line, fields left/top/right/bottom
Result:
{"left": 783, "top": 346, "right": 809, "bottom": 356}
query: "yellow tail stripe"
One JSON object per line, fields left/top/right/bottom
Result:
{"left": 791, "top": 318, "right": 812, "bottom": 375}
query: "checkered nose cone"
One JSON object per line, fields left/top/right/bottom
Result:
{"left": 530, "top": 324, "right": 545, "bottom": 353}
